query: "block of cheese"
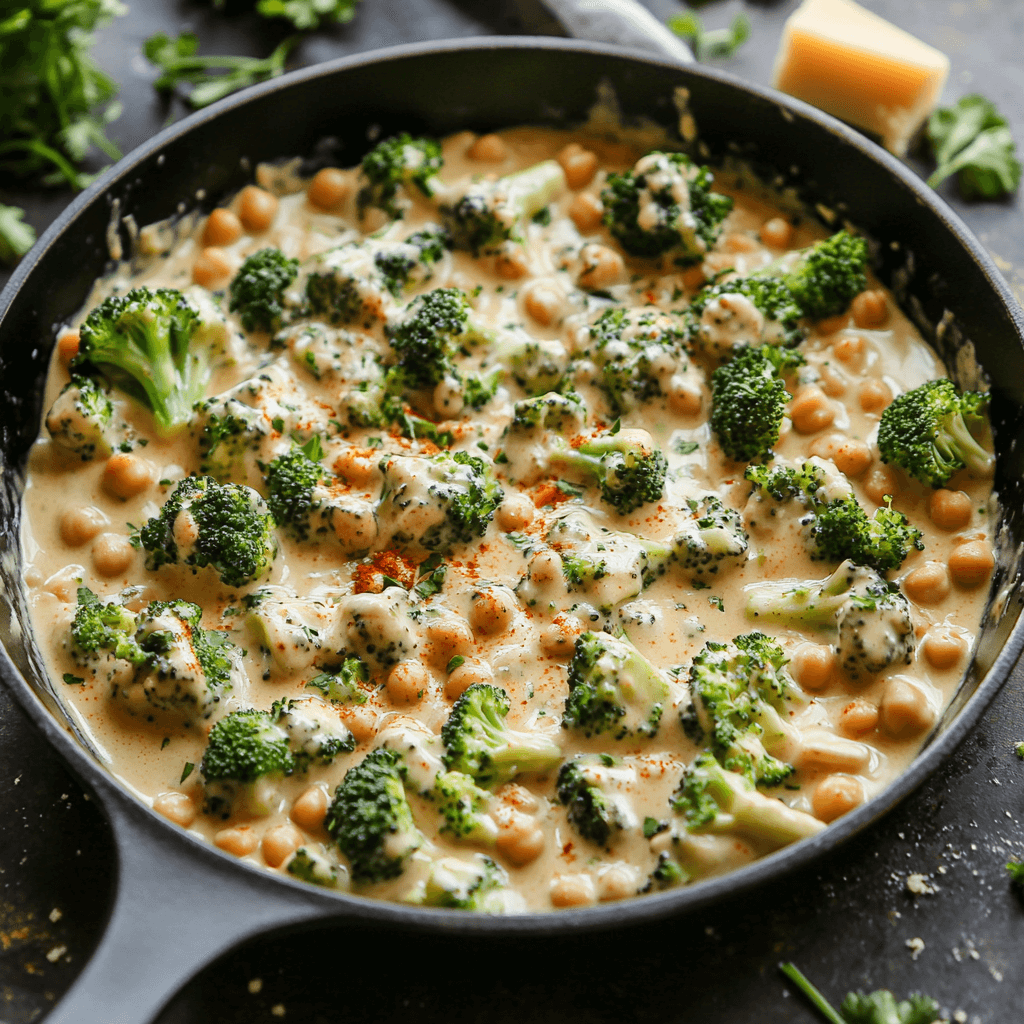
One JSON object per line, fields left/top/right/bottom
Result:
{"left": 773, "top": 0, "right": 950, "bottom": 157}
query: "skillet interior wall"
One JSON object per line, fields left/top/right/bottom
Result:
{"left": 1, "top": 40, "right": 1022, "bottom": 734}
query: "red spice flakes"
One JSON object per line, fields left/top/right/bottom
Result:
{"left": 532, "top": 483, "right": 573, "bottom": 508}
{"left": 352, "top": 550, "right": 417, "bottom": 594}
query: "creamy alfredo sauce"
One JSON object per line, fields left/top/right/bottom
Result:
{"left": 21, "top": 127, "right": 996, "bottom": 913}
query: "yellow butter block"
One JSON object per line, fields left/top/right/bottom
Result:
{"left": 773, "top": 0, "right": 950, "bottom": 156}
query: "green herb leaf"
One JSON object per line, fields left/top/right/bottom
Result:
{"left": 180, "top": 762, "right": 195, "bottom": 783}
{"left": 673, "top": 439, "right": 700, "bottom": 455}
{"left": 446, "top": 655, "right": 466, "bottom": 674}
{"left": 300, "top": 434, "right": 325, "bottom": 462}
{"left": 668, "top": 12, "right": 750, "bottom": 61}
{"left": 255, "top": 0, "right": 360, "bottom": 31}
{"left": 62, "top": 673, "right": 85, "bottom": 686}
{"left": 0, "top": 204, "right": 36, "bottom": 266}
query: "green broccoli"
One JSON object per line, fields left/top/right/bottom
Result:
{"left": 500, "top": 336, "right": 569, "bottom": 396}
{"left": 510, "top": 390, "right": 586, "bottom": 433}
{"left": 358, "top": 133, "right": 443, "bottom": 218}
{"left": 374, "top": 225, "right": 450, "bottom": 296}
{"left": 562, "top": 631, "right": 670, "bottom": 740}
{"left": 325, "top": 746, "right": 423, "bottom": 882}
{"left": 228, "top": 247, "right": 299, "bottom": 333}
{"left": 304, "top": 241, "right": 390, "bottom": 328}
{"left": 673, "top": 495, "right": 749, "bottom": 579}
{"left": 193, "top": 396, "right": 273, "bottom": 482}
{"left": 263, "top": 442, "right": 326, "bottom": 542}
{"left": 430, "top": 770, "right": 499, "bottom": 846}
{"left": 556, "top": 754, "right": 633, "bottom": 847}
{"left": 286, "top": 846, "right": 340, "bottom": 888}
{"left": 601, "top": 151, "right": 732, "bottom": 262}
{"left": 441, "top": 682, "right": 562, "bottom": 789}
{"left": 45, "top": 374, "right": 127, "bottom": 460}
{"left": 134, "top": 475, "right": 277, "bottom": 588}
{"left": 688, "top": 275, "right": 805, "bottom": 357}
{"left": 1007, "top": 859, "right": 1024, "bottom": 895}
{"left": 405, "top": 854, "right": 510, "bottom": 911}
{"left": 74, "top": 286, "right": 208, "bottom": 433}
{"left": 877, "top": 378, "right": 992, "bottom": 488}
{"left": 306, "top": 655, "right": 369, "bottom": 704}
{"left": 274, "top": 697, "right": 356, "bottom": 771}
{"left": 780, "top": 230, "right": 869, "bottom": 320}
{"left": 746, "top": 560, "right": 915, "bottom": 679}
{"left": 69, "top": 587, "right": 145, "bottom": 666}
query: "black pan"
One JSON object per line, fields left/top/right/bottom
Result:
{"left": 2, "top": 38, "right": 1023, "bottom": 1024}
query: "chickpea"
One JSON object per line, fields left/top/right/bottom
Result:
{"left": 495, "top": 246, "right": 528, "bottom": 280}
{"left": 816, "top": 313, "right": 850, "bottom": 335}
{"left": 497, "top": 810, "right": 545, "bottom": 866}
{"left": 306, "top": 167, "right": 350, "bottom": 210}
{"left": 903, "top": 561, "right": 951, "bottom": 606}
{"left": 203, "top": 208, "right": 243, "bottom": 247}
{"left": 192, "top": 246, "right": 234, "bottom": 288}
{"left": 153, "top": 792, "right": 196, "bottom": 828}
{"left": 923, "top": 629, "right": 967, "bottom": 669}
{"left": 948, "top": 540, "right": 994, "bottom": 589}
{"left": 496, "top": 492, "right": 535, "bottom": 532}
{"left": 812, "top": 775, "right": 864, "bottom": 823}
{"left": 808, "top": 432, "right": 844, "bottom": 461}
{"left": 597, "top": 864, "right": 639, "bottom": 902}
{"left": 238, "top": 185, "right": 278, "bottom": 233}
{"left": 863, "top": 464, "right": 899, "bottom": 505}
{"left": 214, "top": 826, "right": 259, "bottom": 858}
{"left": 445, "top": 658, "right": 494, "bottom": 700}
{"left": 469, "top": 587, "right": 515, "bottom": 635}
{"left": 60, "top": 506, "right": 108, "bottom": 547}
{"left": 759, "top": 217, "right": 792, "bottom": 248}
{"left": 666, "top": 375, "right": 702, "bottom": 416}
{"left": 818, "top": 362, "right": 848, "bottom": 398}
{"left": 928, "top": 489, "right": 972, "bottom": 531}
{"left": 386, "top": 660, "right": 430, "bottom": 703}
{"left": 721, "top": 232, "right": 759, "bottom": 254}
{"left": 468, "top": 133, "right": 508, "bottom": 162}
{"left": 339, "top": 704, "right": 377, "bottom": 743}
{"left": 425, "top": 616, "right": 475, "bottom": 664}
{"left": 839, "top": 698, "right": 879, "bottom": 736}
{"left": 262, "top": 824, "right": 304, "bottom": 868}
{"left": 496, "top": 783, "right": 539, "bottom": 814}
{"left": 578, "top": 244, "right": 624, "bottom": 290}
{"left": 102, "top": 452, "right": 154, "bottom": 500}
{"left": 44, "top": 565, "right": 86, "bottom": 602}
{"left": 858, "top": 378, "right": 891, "bottom": 413}
{"left": 332, "top": 446, "right": 380, "bottom": 488}
{"left": 527, "top": 549, "right": 563, "bottom": 585}
{"left": 523, "top": 282, "right": 563, "bottom": 326}
{"left": 290, "top": 786, "right": 329, "bottom": 831}
{"left": 833, "top": 440, "right": 872, "bottom": 478}
{"left": 680, "top": 264, "right": 706, "bottom": 292}
{"left": 550, "top": 873, "right": 596, "bottom": 908}
{"left": 557, "top": 143, "right": 598, "bottom": 188}
{"left": 568, "top": 192, "right": 603, "bottom": 233}
{"left": 832, "top": 333, "right": 864, "bottom": 364}
{"left": 880, "top": 677, "right": 935, "bottom": 736}
{"left": 92, "top": 533, "right": 135, "bottom": 578}
{"left": 539, "top": 615, "right": 582, "bottom": 658}
{"left": 790, "top": 643, "right": 835, "bottom": 691}
{"left": 56, "top": 330, "right": 80, "bottom": 366}
{"left": 851, "top": 289, "right": 888, "bottom": 328}
{"left": 790, "top": 385, "right": 835, "bottom": 434}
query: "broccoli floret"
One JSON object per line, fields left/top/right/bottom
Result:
{"left": 440, "top": 159, "right": 566, "bottom": 255}
{"left": 74, "top": 286, "right": 208, "bottom": 434}
{"left": 688, "top": 276, "right": 805, "bottom": 357}
{"left": 510, "top": 390, "right": 586, "bottom": 433}
{"left": 746, "top": 559, "right": 915, "bottom": 679}
{"left": 274, "top": 697, "right": 356, "bottom": 771}
{"left": 671, "top": 752, "right": 824, "bottom": 848}
{"left": 286, "top": 846, "right": 340, "bottom": 888}
{"left": 263, "top": 442, "right": 326, "bottom": 542}
{"left": 325, "top": 746, "right": 423, "bottom": 882}
{"left": 500, "top": 335, "right": 569, "bottom": 396}
{"left": 69, "top": 587, "right": 145, "bottom": 666}
{"left": 709, "top": 345, "right": 793, "bottom": 462}
{"left": 306, "top": 655, "right": 369, "bottom": 704}
{"left": 228, "top": 248, "right": 299, "bottom": 333}
{"left": 877, "top": 378, "right": 992, "bottom": 488}
{"left": 556, "top": 754, "right": 634, "bottom": 848}
{"left": 304, "top": 242, "right": 390, "bottom": 328}
{"left": 358, "top": 133, "right": 444, "bottom": 218}
{"left": 376, "top": 450, "right": 503, "bottom": 554}
{"left": 672, "top": 495, "right": 749, "bottom": 579}
{"left": 45, "top": 374, "right": 128, "bottom": 460}
{"left": 430, "top": 770, "right": 499, "bottom": 846}
{"left": 406, "top": 854, "right": 511, "bottom": 911}
{"left": 374, "top": 226, "right": 450, "bottom": 296}
{"left": 562, "top": 631, "right": 671, "bottom": 740}
{"left": 549, "top": 428, "right": 667, "bottom": 515}
{"left": 682, "top": 633, "right": 803, "bottom": 787}
{"left": 780, "top": 230, "right": 869, "bottom": 320}
{"left": 135, "top": 475, "right": 277, "bottom": 588}
{"left": 200, "top": 707, "right": 296, "bottom": 818}
{"left": 339, "top": 590, "right": 421, "bottom": 672}
{"left": 601, "top": 151, "right": 732, "bottom": 262}
{"left": 246, "top": 588, "right": 344, "bottom": 676}
{"left": 193, "top": 396, "right": 273, "bottom": 482}
{"left": 581, "top": 307, "right": 690, "bottom": 415}
{"left": 441, "top": 682, "right": 562, "bottom": 789}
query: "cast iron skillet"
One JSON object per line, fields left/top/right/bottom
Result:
{"left": 1, "top": 38, "right": 1023, "bottom": 1024}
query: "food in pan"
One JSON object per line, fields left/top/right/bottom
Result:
{"left": 22, "top": 126, "right": 996, "bottom": 912}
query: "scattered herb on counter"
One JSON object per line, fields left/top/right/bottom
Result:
{"left": 779, "top": 963, "right": 946, "bottom": 1024}
{"left": 143, "top": 32, "right": 299, "bottom": 110}
{"left": 0, "top": 203, "right": 36, "bottom": 266}
{"left": 667, "top": 10, "right": 750, "bottom": 61}
{"left": 926, "top": 95, "right": 1021, "bottom": 199}
{"left": 1014, "top": 740, "right": 1024, "bottom": 759}
{"left": 1007, "top": 859, "right": 1024, "bottom": 895}
{"left": 211, "top": 0, "right": 360, "bottom": 31}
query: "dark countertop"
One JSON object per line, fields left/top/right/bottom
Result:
{"left": 1, "top": 2, "right": 1022, "bottom": 1021}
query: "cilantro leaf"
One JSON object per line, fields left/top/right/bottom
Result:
{"left": 254, "top": 0, "right": 360, "bottom": 30}
{"left": 0, "top": 204, "right": 36, "bottom": 267}
{"left": 667, "top": 12, "right": 750, "bottom": 61}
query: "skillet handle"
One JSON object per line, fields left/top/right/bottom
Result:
{"left": 45, "top": 776, "right": 334, "bottom": 1024}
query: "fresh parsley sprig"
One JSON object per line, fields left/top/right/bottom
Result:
{"left": 0, "top": 204, "right": 36, "bottom": 266}
{"left": 667, "top": 10, "right": 750, "bottom": 61}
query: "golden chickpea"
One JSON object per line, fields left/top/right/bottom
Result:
{"left": 597, "top": 864, "right": 638, "bottom": 902}
{"left": 192, "top": 247, "right": 234, "bottom": 288}
{"left": 818, "top": 362, "right": 848, "bottom": 398}
{"left": 557, "top": 142, "right": 598, "bottom": 188}
{"left": 578, "top": 244, "right": 624, "bottom": 290}
{"left": 214, "top": 826, "right": 259, "bottom": 857}
{"left": 203, "top": 208, "right": 243, "bottom": 247}
{"left": 527, "top": 549, "right": 563, "bottom": 586}
{"left": 469, "top": 587, "right": 515, "bottom": 635}
{"left": 839, "top": 698, "right": 879, "bottom": 736}
{"left": 425, "top": 616, "right": 475, "bottom": 664}
{"left": 238, "top": 185, "right": 278, "bottom": 233}
{"left": 468, "top": 133, "right": 508, "bottom": 162}
{"left": 445, "top": 658, "right": 494, "bottom": 700}
{"left": 722, "top": 232, "right": 759, "bottom": 254}
{"left": 153, "top": 792, "right": 196, "bottom": 828}
{"left": 550, "top": 873, "right": 596, "bottom": 908}
{"left": 496, "top": 492, "right": 535, "bottom": 532}
{"left": 386, "top": 660, "right": 430, "bottom": 703}
{"left": 56, "top": 330, "right": 80, "bottom": 366}
{"left": 102, "top": 452, "right": 154, "bottom": 500}
{"left": 495, "top": 246, "right": 528, "bottom": 280}
{"left": 759, "top": 217, "right": 793, "bottom": 248}
{"left": 539, "top": 615, "right": 582, "bottom": 658}
{"left": 903, "top": 561, "right": 951, "bottom": 606}
{"left": 812, "top": 775, "right": 864, "bottom": 823}
{"left": 880, "top": 677, "right": 936, "bottom": 736}
{"left": 523, "top": 282, "right": 563, "bottom": 326}
{"left": 290, "top": 786, "right": 329, "bottom": 831}
{"left": 496, "top": 809, "right": 545, "bottom": 865}
{"left": 816, "top": 313, "right": 851, "bottom": 335}
{"left": 808, "top": 433, "right": 844, "bottom": 461}
{"left": 948, "top": 540, "right": 994, "bottom": 589}
{"left": 863, "top": 464, "right": 900, "bottom": 505}
{"left": 262, "top": 824, "right": 304, "bottom": 868}
{"left": 680, "top": 264, "right": 706, "bottom": 292}
{"left": 790, "top": 643, "right": 835, "bottom": 692}
{"left": 923, "top": 629, "right": 967, "bottom": 670}
{"left": 928, "top": 489, "right": 972, "bottom": 531}
{"left": 834, "top": 440, "right": 872, "bottom": 478}
{"left": 859, "top": 378, "right": 891, "bottom": 413}
{"left": 306, "top": 167, "right": 350, "bottom": 210}
{"left": 568, "top": 191, "right": 603, "bottom": 233}
{"left": 332, "top": 446, "right": 380, "bottom": 488}
{"left": 339, "top": 704, "right": 377, "bottom": 743}
{"left": 790, "top": 385, "right": 835, "bottom": 434}
{"left": 667, "top": 376, "right": 703, "bottom": 416}
{"left": 832, "top": 333, "right": 864, "bottom": 363}
{"left": 851, "top": 289, "right": 888, "bottom": 328}
{"left": 92, "top": 533, "right": 135, "bottom": 578}
{"left": 60, "top": 506, "right": 108, "bottom": 547}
